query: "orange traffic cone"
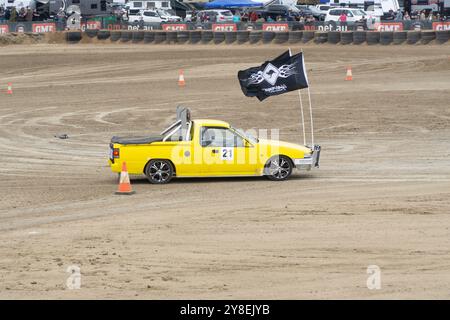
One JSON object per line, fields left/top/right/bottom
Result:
{"left": 7, "top": 83, "right": 13, "bottom": 95}
{"left": 178, "top": 69, "right": 185, "bottom": 87}
{"left": 115, "top": 162, "right": 135, "bottom": 195}
{"left": 345, "top": 66, "right": 353, "bottom": 81}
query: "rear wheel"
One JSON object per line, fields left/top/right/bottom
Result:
{"left": 145, "top": 160, "right": 174, "bottom": 184}
{"left": 264, "top": 156, "right": 293, "bottom": 181}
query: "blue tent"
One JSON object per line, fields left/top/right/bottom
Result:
{"left": 204, "top": 0, "right": 264, "bottom": 9}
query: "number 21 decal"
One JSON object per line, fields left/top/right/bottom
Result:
{"left": 221, "top": 147, "right": 233, "bottom": 160}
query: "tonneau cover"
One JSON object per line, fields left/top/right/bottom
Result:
{"left": 111, "top": 135, "right": 164, "bottom": 145}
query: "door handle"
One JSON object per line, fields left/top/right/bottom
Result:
{"left": 212, "top": 149, "right": 219, "bottom": 154}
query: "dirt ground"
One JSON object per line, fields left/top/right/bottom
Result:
{"left": 0, "top": 43, "right": 449, "bottom": 299}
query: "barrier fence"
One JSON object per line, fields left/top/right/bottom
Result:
{"left": 1, "top": 19, "right": 450, "bottom": 34}
{"left": 63, "top": 28, "right": 449, "bottom": 45}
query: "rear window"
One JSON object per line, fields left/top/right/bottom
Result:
{"left": 129, "top": 9, "right": 141, "bottom": 15}
{"left": 319, "top": 6, "right": 330, "bottom": 11}
{"left": 220, "top": 11, "right": 233, "bottom": 16}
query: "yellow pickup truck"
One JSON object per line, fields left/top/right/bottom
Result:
{"left": 108, "top": 107, "right": 320, "bottom": 184}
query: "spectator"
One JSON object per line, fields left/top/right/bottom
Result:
{"left": 338, "top": 12, "right": 347, "bottom": 23}
{"left": 267, "top": 15, "right": 274, "bottom": 22}
{"left": 10, "top": 6, "right": 17, "bottom": 22}
{"left": 241, "top": 11, "right": 248, "bottom": 22}
{"left": 256, "top": 15, "right": 265, "bottom": 23}
{"left": 21, "top": 7, "right": 28, "bottom": 21}
{"left": 249, "top": 11, "right": 258, "bottom": 22}
{"left": 233, "top": 11, "right": 241, "bottom": 23}
{"left": 26, "top": 6, "right": 33, "bottom": 22}
{"left": 420, "top": 10, "right": 426, "bottom": 20}
{"left": 57, "top": 7, "right": 66, "bottom": 25}
{"left": 404, "top": 11, "right": 410, "bottom": 20}
{"left": 33, "top": 8, "right": 40, "bottom": 21}
{"left": 0, "top": 5, "right": 4, "bottom": 20}
{"left": 395, "top": 9, "right": 403, "bottom": 21}
{"left": 428, "top": 12, "right": 434, "bottom": 21}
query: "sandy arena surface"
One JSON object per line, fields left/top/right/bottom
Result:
{"left": 0, "top": 43, "right": 449, "bottom": 299}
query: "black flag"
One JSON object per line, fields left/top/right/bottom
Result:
{"left": 238, "top": 50, "right": 309, "bottom": 101}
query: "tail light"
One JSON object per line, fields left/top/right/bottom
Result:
{"left": 113, "top": 148, "right": 120, "bottom": 158}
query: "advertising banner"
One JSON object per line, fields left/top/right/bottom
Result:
{"left": 0, "top": 25, "right": 9, "bottom": 34}
{"left": 212, "top": 23, "right": 237, "bottom": 31}
{"left": 162, "top": 24, "right": 188, "bottom": 31}
{"left": 262, "top": 23, "right": 289, "bottom": 31}
{"left": 32, "top": 23, "right": 56, "bottom": 33}
{"left": 432, "top": 22, "right": 450, "bottom": 31}
{"left": 374, "top": 22, "right": 404, "bottom": 31}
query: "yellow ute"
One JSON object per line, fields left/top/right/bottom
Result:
{"left": 108, "top": 107, "right": 320, "bottom": 184}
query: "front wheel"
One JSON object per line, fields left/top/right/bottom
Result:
{"left": 264, "top": 156, "right": 293, "bottom": 181}
{"left": 145, "top": 160, "right": 174, "bottom": 184}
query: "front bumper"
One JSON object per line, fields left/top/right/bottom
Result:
{"left": 293, "top": 145, "right": 321, "bottom": 171}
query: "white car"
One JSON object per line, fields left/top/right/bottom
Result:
{"left": 157, "top": 9, "right": 182, "bottom": 22}
{"left": 197, "top": 9, "right": 234, "bottom": 22}
{"left": 324, "top": 8, "right": 367, "bottom": 23}
{"left": 128, "top": 9, "right": 180, "bottom": 23}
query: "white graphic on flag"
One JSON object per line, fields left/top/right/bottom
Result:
{"left": 247, "top": 62, "right": 299, "bottom": 85}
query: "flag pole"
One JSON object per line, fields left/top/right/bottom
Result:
{"left": 289, "top": 48, "right": 306, "bottom": 146}
{"left": 301, "top": 49, "right": 314, "bottom": 149}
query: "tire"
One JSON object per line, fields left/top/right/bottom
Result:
{"left": 264, "top": 156, "right": 293, "bottom": 181}
{"left": 236, "top": 30, "right": 249, "bottom": 44}
{"left": 340, "top": 31, "right": 353, "bottom": 45}
{"left": 421, "top": 30, "right": 435, "bottom": 44}
{"left": 262, "top": 31, "right": 275, "bottom": 43}
{"left": 327, "top": 31, "right": 340, "bottom": 44}
{"left": 154, "top": 31, "right": 166, "bottom": 44}
{"left": 145, "top": 160, "right": 174, "bottom": 184}
{"left": 274, "top": 32, "right": 289, "bottom": 44}
{"left": 366, "top": 31, "right": 380, "bottom": 45}
{"left": 302, "top": 31, "right": 314, "bottom": 43}
{"left": 406, "top": 31, "right": 420, "bottom": 44}
{"left": 201, "top": 30, "right": 213, "bottom": 44}
{"left": 314, "top": 31, "right": 328, "bottom": 44}
{"left": 97, "top": 30, "right": 110, "bottom": 40}
{"left": 110, "top": 31, "right": 121, "bottom": 42}
{"left": 177, "top": 30, "right": 189, "bottom": 44}
{"left": 353, "top": 31, "right": 366, "bottom": 44}
{"left": 144, "top": 31, "right": 155, "bottom": 43}
{"left": 214, "top": 31, "right": 225, "bottom": 44}
{"left": 225, "top": 31, "right": 237, "bottom": 44}
{"left": 189, "top": 30, "right": 202, "bottom": 44}
{"left": 393, "top": 31, "right": 407, "bottom": 45}
{"left": 435, "top": 30, "right": 449, "bottom": 44}
{"left": 288, "top": 31, "right": 302, "bottom": 43}
{"left": 132, "top": 31, "right": 144, "bottom": 43}
{"left": 85, "top": 29, "right": 98, "bottom": 38}
{"left": 66, "top": 31, "right": 82, "bottom": 43}
{"left": 166, "top": 31, "right": 177, "bottom": 44}
{"left": 379, "top": 31, "right": 393, "bottom": 45}
{"left": 249, "top": 31, "right": 262, "bottom": 44}
{"left": 120, "top": 31, "right": 132, "bottom": 42}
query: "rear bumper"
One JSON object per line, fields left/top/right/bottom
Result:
{"left": 293, "top": 145, "right": 321, "bottom": 171}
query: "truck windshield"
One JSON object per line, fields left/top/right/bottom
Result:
{"left": 233, "top": 127, "right": 258, "bottom": 144}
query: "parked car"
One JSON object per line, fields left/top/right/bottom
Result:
{"left": 325, "top": 8, "right": 367, "bottom": 23}
{"left": 295, "top": 5, "right": 314, "bottom": 17}
{"left": 196, "top": 9, "right": 234, "bottom": 22}
{"left": 128, "top": 9, "right": 180, "bottom": 23}
{"left": 157, "top": 9, "right": 182, "bottom": 22}
{"left": 128, "top": 9, "right": 162, "bottom": 23}
{"left": 309, "top": 4, "right": 331, "bottom": 20}
{"left": 263, "top": 4, "right": 301, "bottom": 21}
